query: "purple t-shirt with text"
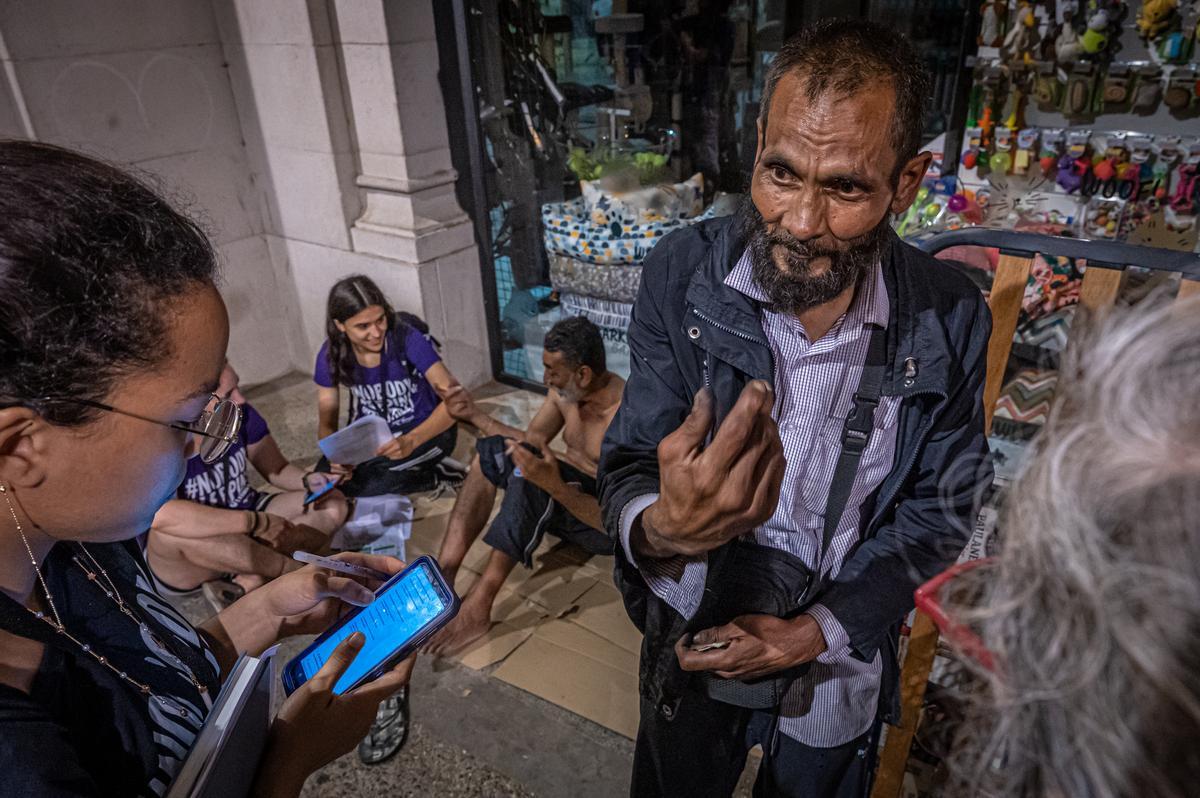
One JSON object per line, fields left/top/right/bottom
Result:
{"left": 177, "top": 402, "right": 270, "bottom": 511}
{"left": 313, "top": 324, "right": 442, "bottom": 435}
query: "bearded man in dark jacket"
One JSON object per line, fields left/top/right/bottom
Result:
{"left": 598, "top": 19, "right": 993, "bottom": 798}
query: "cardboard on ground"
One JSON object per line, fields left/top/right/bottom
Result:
{"left": 563, "top": 580, "right": 642, "bottom": 656}
{"left": 455, "top": 583, "right": 549, "bottom": 671}
{"left": 493, "top": 617, "right": 640, "bottom": 739}
{"left": 400, "top": 418, "right": 644, "bottom": 738}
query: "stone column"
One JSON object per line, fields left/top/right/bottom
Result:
{"left": 217, "top": 0, "right": 490, "bottom": 387}
{"left": 332, "top": 0, "right": 489, "bottom": 385}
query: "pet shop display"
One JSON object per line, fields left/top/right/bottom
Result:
{"left": 953, "top": 1, "right": 1198, "bottom": 253}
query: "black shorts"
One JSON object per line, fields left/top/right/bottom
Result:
{"left": 317, "top": 426, "right": 459, "bottom": 498}
{"left": 475, "top": 435, "right": 611, "bottom": 567}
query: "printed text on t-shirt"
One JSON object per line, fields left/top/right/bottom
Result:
{"left": 182, "top": 448, "right": 253, "bottom": 507}
{"left": 351, "top": 379, "right": 416, "bottom": 429}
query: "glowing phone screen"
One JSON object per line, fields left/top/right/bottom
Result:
{"left": 297, "top": 565, "right": 445, "bottom": 694}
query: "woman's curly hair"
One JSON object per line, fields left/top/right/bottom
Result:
{"left": 0, "top": 140, "right": 217, "bottom": 425}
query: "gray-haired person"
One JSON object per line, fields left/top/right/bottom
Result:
{"left": 942, "top": 298, "right": 1200, "bottom": 798}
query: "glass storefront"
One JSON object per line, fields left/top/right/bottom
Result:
{"left": 438, "top": 0, "right": 975, "bottom": 388}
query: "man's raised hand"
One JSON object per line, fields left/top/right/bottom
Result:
{"left": 636, "top": 381, "right": 785, "bottom": 558}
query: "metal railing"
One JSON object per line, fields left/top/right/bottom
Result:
{"left": 913, "top": 227, "right": 1200, "bottom": 278}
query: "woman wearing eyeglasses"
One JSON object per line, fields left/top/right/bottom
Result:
{"left": 0, "top": 140, "right": 410, "bottom": 797}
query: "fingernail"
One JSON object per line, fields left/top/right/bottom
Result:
{"left": 357, "top": 587, "right": 375, "bottom": 604}
{"left": 348, "top": 631, "right": 365, "bottom": 647}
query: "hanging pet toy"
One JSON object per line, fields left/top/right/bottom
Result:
{"left": 992, "top": 126, "right": 1015, "bottom": 173}
{"left": 1040, "top": 128, "right": 1066, "bottom": 177}
{"left": 961, "top": 127, "right": 984, "bottom": 170}
{"left": 1149, "top": 137, "right": 1183, "bottom": 203}
{"left": 1014, "top": 128, "right": 1040, "bottom": 175}
{"left": 1058, "top": 130, "right": 1092, "bottom": 193}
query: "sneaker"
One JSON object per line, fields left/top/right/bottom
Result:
{"left": 357, "top": 686, "right": 410, "bottom": 765}
{"left": 201, "top": 579, "right": 245, "bottom": 613}
{"left": 435, "top": 457, "right": 469, "bottom": 488}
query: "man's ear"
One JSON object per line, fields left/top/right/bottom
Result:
{"left": 0, "top": 407, "right": 48, "bottom": 489}
{"left": 890, "top": 151, "right": 934, "bottom": 215}
{"left": 576, "top": 365, "right": 595, "bottom": 389}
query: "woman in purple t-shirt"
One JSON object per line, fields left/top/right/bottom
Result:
{"left": 147, "top": 363, "right": 348, "bottom": 605}
{"left": 314, "top": 275, "right": 469, "bottom": 497}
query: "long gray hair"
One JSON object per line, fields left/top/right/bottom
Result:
{"left": 949, "top": 296, "right": 1200, "bottom": 797}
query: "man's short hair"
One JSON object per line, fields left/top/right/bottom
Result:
{"left": 759, "top": 19, "right": 931, "bottom": 178}
{"left": 544, "top": 316, "right": 606, "bottom": 375}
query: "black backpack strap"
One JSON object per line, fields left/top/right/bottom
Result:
{"left": 819, "top": 323, "right": 888, "bottom": 564}
{"left": 394, "top": 311, "right": 442, "bottom": 351}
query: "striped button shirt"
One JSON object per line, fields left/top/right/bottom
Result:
{"left": 619, "top": 250, "right": 901, "bottom": 747}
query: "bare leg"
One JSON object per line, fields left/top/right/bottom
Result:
{"left": 436, "top": 455, "right": 498, "bottom": 587}
{"left": 424, "top": 547, "right": 516, "bottom": 656}
{"left": 146, "top": 529, "right": 298, "bottom": 591}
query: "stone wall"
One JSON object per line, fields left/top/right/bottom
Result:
{"left": 0, "top": 0, "right": 489, "bottom": 389}
{"left": 0, "top": 0, "right": 294, "bottom": 385}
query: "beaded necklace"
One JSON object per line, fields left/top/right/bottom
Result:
{"left": 1, "top": 484, "right": 208, "bottom": 720}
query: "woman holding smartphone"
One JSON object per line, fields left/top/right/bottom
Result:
{"left": 314, "top": 275, "right": 470, "bottom": 496}
{"left": 0, "top": 141, "right": 409, "bottom": 797}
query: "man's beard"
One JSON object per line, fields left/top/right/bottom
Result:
{"left": 737, "top": 197, "right": 890, "bottom": 315}
{"left": 558, "top": 379, "right": 583, "bottom": 404}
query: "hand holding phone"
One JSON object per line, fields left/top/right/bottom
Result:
{"left": 518, "top": 440, "right": 543, "bottom": 458}
{"left": 282, "top": 556, "right": 459, "bottom": 695}
{"left": 259, "top": 632, "right": 415, "bottom": 792}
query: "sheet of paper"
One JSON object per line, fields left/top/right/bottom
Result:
{"left": 331, "top": 495, "right": 412, "bottom": 559}
{"left": 318, "top": 414, "right": 393, "bottom": 465}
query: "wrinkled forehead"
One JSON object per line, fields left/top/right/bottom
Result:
{"left": 763, "top": 72, "right": 899, "bottom": 175}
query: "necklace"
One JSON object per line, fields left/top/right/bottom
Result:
{"left": 0, "top": 485, "right": 207, "bottom": 719}
{"left": 72, "top": 545, "right": 209, "bottom": 698}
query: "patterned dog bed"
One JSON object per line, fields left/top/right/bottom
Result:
{"left": 549, "top": 254, "right": 642, "bottom": 304}
{"left": 542, "top": 196, "right": 717, "bottom": 266}
{"left": 560, "top": 292, "right": 633, "bottom": 335}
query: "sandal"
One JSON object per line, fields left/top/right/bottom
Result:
{"left": 357, "top": 686, "right": 410, "bottom": 765}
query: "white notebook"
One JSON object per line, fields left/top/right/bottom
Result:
{"left": 166, "top": 646, "right": 277, "bottom": 798}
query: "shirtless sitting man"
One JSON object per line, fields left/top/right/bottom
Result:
{"left": 425, "top": 316, "right": 624, "bottom": 655}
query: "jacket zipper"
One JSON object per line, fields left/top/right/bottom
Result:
{"left": 870, "top": 389, "right": 946, "bottom": 524}
{"left": 691, "top": 307, "right": 763, "bottom": 344}
{"left": 691, "top": 307, "right": 775, "bottom": 392}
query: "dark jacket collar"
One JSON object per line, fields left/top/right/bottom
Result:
{"left": 683, "top": 218, "right": 954, "bottom": 398}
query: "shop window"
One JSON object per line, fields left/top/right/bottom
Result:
{"left": 441, "top": 0, "right": 974, "bottom": 388}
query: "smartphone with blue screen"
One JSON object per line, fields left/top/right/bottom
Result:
{"left": 281, "top": 556, "right": 458, "bottom": 695}
{"left": 302, "top": 474, "right": 342, "bottom": 507}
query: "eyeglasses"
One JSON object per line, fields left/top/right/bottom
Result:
{"left": 914, "top": 557, "right": 998, "bottom": 674}
{"left": 36, "top": 394, "right": 243, "bottom": 465}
